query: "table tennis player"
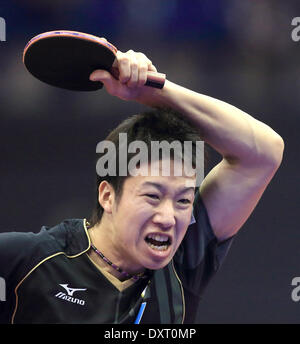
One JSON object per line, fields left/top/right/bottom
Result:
{"left": 0, "top": 45, "right": 284, "bottom": 324}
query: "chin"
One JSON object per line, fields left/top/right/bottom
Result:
{"left": 144, "top": 259, "right": 171, "bottom": 271}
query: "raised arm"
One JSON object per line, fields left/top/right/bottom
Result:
{"left": 89, "top": 49, "right": 284, "bottom": 241}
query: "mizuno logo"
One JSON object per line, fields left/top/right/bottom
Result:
{"left": 59, "top": 284, "right": 87, "bottom": 296}
{"left": 54, "top": 284, "right": 87, "bottom": 306}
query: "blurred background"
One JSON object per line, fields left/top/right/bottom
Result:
{"left": 0, "top": 0, "right": 299, "bottom": 323}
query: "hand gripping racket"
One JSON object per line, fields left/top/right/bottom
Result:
{"left": 23, "top": 30, "right": 166, "bottom": 91}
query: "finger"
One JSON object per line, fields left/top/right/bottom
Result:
{"left": 137, "top": 63, "right": 148, "bottom": 87}
{"left": 126, "top": 50, "right": 139, "bottom": 88}
{"left": 89, "top": 69, "right": 112, "bottom": 83}
{"left": 135, "top": 55, "right": 149, "bottom": 87}
{"left": 89, "top": 69, "right": 119, "bottom": 93}
{"left": 116, "top": 51, "right": 131, "bottom": 84}
{"left": 148, "top": 64, "right": 157, "bottom": 72}
{"left": 136, "top": 52, "right": 157, "bottom": 73}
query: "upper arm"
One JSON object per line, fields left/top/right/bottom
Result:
{"left": 0, "top": 231, "right": 41, "bottom": 281}
{"left": 199, "top": 157, "right": 282, "bottom": 241}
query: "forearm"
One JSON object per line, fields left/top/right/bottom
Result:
{"left": 90, "top": 50, "right": 284, "bottom": 167}
{"left": 139, "top": 80, "right": 284, "bottom": 166}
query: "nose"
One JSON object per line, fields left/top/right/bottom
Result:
{"left": 152, "top": 200, "right": 176, "bottom": 229}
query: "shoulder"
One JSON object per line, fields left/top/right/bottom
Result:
{"left": 0, "top": 219, "right": 88, "bottom": 281}
{"left": 175, "top": 190, "right": 234, "bottom": 269}
{"left": 0, "top": 229, "right": 50, "bottom": 261}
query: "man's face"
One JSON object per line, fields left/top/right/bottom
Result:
{"left": 107, "top": 159, "right": 196, "bottom": 273}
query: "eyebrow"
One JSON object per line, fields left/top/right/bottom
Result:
{"left": 141, "top": 182, "right": 195, "bottom": 194}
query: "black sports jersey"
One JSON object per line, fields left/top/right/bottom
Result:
{"left": 0, "top": 191, "right": 234, "bottom": 324}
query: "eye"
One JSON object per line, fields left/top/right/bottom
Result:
{"left": 145, "top": 194, "right": 160, "bottom": 200}
{"left": 178, "top": 199, "right": 191, "bottom": 205}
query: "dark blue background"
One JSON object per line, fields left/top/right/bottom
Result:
{"left": 0, "top": 0, "right": 298, "bottom": 323}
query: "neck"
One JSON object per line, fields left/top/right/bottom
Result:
{"left": 87, "top": 222, "right": 146, "bottom": 281}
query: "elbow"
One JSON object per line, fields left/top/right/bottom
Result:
{"left": 233, "top": 134, "right": 285, "bottom": 173}
{"left": 264, "top": 134, "right": 285, "bottom": 170}
{"left": 273, "top": 135, "right": 284, "bottom": 166}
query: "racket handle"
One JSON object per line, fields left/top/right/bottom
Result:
{"left": 110, "top": 68, "right": 166, "bottom": 89}
{"left": 145, "top": 71, "right": 166, "bottom": 89}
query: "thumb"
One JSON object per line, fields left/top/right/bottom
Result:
{"left": 89, "top": 69, "right": 117, "bottom": 89}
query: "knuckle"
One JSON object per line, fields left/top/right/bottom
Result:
{"left": 137, "top": 52, "right": 146, "bottom": 58}
{"left": 116, "top": 50, "right": 124, "bottom": 59}
{"left": 131, "top": 61, "right": 138, "bottom": 69}
{"left": 120, "top": 56, "right": 130, "bottom": 64}
{"left": 138, "top": 53, "right": 151, "bottom": 62}
{"left": 137, "top": 52, "right": 152, "bottom": 63}
{"left": 139, "top": 65, "right": 148, "bottom": 73}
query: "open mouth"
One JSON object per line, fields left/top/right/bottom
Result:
{"left": 145, "top": 233, "right": 172, "bottom": 251}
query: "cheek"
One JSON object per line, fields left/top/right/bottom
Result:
{"left": 115, "top": 204, "right": 153, "bottom": 238}
{"left": 178, "top": 223, "right": 189, "bottom": 241}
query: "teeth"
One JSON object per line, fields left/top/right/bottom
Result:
{"left": 148, "top": 243, "right": 168, "bottom": 251}
{"left": 147, "top": 233, "right": 169, "bottom": 242}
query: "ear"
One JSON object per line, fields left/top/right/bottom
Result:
{"left": 98, "top": 181, "right": 115, "bottom": 214}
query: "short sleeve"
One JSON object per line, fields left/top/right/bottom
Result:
{"left": 173, "top": 190, "right": 234, "bottom": 294}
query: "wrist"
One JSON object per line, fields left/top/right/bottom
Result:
{"left": 135, "top": 79, "right": 173, "bottom": 108}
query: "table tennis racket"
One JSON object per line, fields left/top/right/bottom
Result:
{"left": 23, "top": 30, "right": 166, "bottom": 91}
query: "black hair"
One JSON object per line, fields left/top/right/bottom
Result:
{"left": 88, "top": 107, "right": 209, "bottom": 227}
